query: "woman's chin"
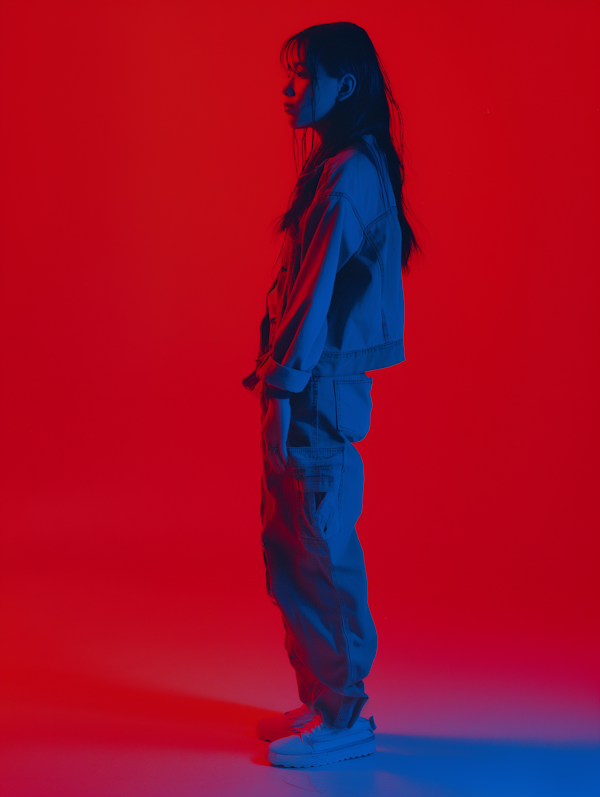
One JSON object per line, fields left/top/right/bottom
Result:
{"left": 287, "top": 120, "right": 312, "bottom": 131}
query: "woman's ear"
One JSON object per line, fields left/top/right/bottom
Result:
{"left": 338, "top": 73, "right": 357, "bottom": 102}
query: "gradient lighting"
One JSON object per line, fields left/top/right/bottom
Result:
{"left": 0, "top": 1, "right": 598, "bottom": 795}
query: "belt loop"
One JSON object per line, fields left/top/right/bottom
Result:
{"left": 312, "top": 377, "right": 319, "bottom": 448}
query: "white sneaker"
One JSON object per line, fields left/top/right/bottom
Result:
{"left": 267, "top": 715, "right": 377, "bottom": 767}
{"left": 256, "top": 704, "right": 319, "bottom": 742}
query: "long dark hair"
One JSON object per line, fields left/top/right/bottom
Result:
{"left": 274, "top": 22, "right": 420, "bottom": 274}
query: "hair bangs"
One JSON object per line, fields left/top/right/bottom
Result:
{"left": 280, "top": 35, "right": 306, "bottom": 74}
{"left": 281, "top": 33, "right": 325, "bottom": 82}
{"left": 274, "top": 22, "right": 420, "bottom": 272}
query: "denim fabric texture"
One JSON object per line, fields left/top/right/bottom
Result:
{"left": 260, "top": 374, "right": 378, "bottom": 729}
{"left": 242, "top": 133, "right": 405, "bottom": 400}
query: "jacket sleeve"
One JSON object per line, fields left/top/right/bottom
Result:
{"left": 256, "top": 191, "right": 364, "bottom": 393}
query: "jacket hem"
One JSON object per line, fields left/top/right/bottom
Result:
{"left": 312, "top": 338, "right": 405, "bottom": 376}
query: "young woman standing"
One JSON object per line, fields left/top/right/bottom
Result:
{"left": 242, "top": 22, "right": 419, "bottom": 767}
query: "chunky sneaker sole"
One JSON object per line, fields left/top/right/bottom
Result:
{"left": 256, "top": 704, "right": 319, "bottom": 742}
{"left": 267, "top": 716, "right": 376, "bottom": 767}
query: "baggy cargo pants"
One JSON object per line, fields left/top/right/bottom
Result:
{"left": 259, "top": 373, "right": 378, "bottom": 730}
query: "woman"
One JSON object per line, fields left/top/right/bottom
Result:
{"left": 242, "top": 22, "right": 419, "bottom": 767}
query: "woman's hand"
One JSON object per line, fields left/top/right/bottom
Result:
{"left": 261, "top": 396, "right": 291, "bottom": 474}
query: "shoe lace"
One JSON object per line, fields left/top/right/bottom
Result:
{"left": 300, "top": 714, "right": 325, "bottom": 740}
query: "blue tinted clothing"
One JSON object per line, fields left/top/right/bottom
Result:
{"left": 260, "top": 374, "right": 377, "bottom": 729}
{"left": 248, "top": 134, "right": 406, "bottom": 729}
{"left": 243, "top": 133, "right": 405, "bottom": 399}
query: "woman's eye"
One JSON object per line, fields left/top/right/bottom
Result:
{"left": 285, "top": 69, "right": 309, "bottom": 80}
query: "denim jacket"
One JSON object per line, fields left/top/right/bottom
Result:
{"left": 242, "top": 133, "right": 405, "bottom": 398}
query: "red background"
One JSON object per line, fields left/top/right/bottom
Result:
{"left": 1, "top": 0, "right": 599, "bottom": 742}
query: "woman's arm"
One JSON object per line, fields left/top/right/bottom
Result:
{"left": 261, "top": 396, "right": 291, "bottom": 473}
{"left": 256, "top": 190, "right": 363, "bottom": 393}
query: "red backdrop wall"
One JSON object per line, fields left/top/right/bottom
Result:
{"left": 1, "top": 0, "right": 598, "bottom": 740}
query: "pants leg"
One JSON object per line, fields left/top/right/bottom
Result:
{"left": 260, "top": 375, "right": 378, "bottom": 730}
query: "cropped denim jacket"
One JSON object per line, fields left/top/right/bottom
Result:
{"left": 242, "top": 133, "right": 405, "bottom": 398}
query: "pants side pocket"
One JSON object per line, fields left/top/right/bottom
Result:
{"left": 287, "top": 447, "right": 345, "bottom": 543}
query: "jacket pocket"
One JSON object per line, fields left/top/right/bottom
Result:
{"left": 333, "top": 376, "right": 373, "bottom": 442}
{"left": 287, "top": 447, "right": 344, "bottom": 543}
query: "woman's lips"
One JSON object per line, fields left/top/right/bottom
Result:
{"left": 284, "top": 105, "right": 295, "bottom": 113}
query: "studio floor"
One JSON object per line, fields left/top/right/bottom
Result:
{"left": 1, "top": 561, "right": 599, "bottom": 797}
{"left": 1, "top": 673, "right": 599, "bottom": 797}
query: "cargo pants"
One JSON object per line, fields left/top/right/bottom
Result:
{"left": 259, "top": 373, "right": 378, "bottom": 729}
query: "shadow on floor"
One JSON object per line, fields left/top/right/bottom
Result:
{"left": 2, "top": 666, "right": 598, "bottom": 796}
{"left": 1, "top": 664, "right": 277, "bottom": 753}
{"left": 287, "top": 733, "right": 600, "bottom": 797}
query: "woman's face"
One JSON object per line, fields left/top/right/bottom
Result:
{"left": 282, "top": 50, "right": 356, "bottom": 132}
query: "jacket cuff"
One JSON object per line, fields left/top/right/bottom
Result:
{"left": 257, "top": 354, "right": 312, "bottom": 393}
{"left": 265, "top": 384, "right": 293, "bottom": 399}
